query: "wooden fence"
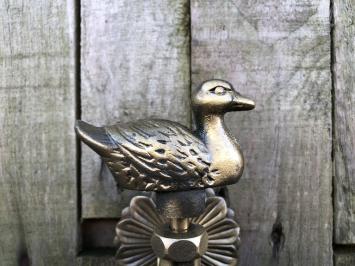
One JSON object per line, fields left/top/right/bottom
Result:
{"left": 0, "top": 0, "right": 354, "bottom": 265}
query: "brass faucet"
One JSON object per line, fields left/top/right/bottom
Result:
{"left": 75, "top": 79, "right": 255, "bottom": 265}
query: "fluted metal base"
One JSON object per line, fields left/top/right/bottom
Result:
{"left": 115, "top": 191, "right": 240, "bottom": 266}
{"left": 157, "top": 258, "right": 201, "bottom": 266}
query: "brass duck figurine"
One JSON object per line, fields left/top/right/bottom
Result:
{"left": 75, "top": 80, "right": 255, "bottom": 191}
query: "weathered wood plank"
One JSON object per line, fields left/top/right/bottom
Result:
{"left": 80, "top": 0, "right": 191, "bottom": 218}
{"left": 333, "top": 0, "right": 355, "bottom": 244}
{"left": 334, "top": 249, "right": 355, "bottom": 266}
{"left": 77, "top": 253, "right": 117, "bottom": 266}
{"left": 191, "top": 0, "right": 332, "bottom": 265}
{"left": 0, "top": 0, "right": 77, "bottom": 265}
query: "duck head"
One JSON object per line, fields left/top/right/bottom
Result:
{"left": 192, "top": 79, "right": 255, "bottom": 115}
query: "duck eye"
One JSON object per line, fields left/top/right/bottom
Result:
{"left": 209, "top": 86, "right": 226, "bottom": 95}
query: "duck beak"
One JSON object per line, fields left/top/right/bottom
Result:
{"left": 231, "top": 94, "right": 255, "bottom": 111}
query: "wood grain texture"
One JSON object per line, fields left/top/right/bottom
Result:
{"left": 334, "top": 251, "right": 355, "bottom": 266}
{"left": 80, "top": 0, "right": 191, "bottom": 218}
{"left": 191, "top": 0, "right": 332, "bottom": 265}
{"left": 77, "top": 254, "right": 117, "bottom": 266}
{"left": 333, "top": 0, "right": 355, "bottom": 244}
{"left": 0, "top": 0, "right": 77, "bottom": 265}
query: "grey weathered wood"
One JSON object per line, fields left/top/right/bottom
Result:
{"left": 80, "top": 0, "right": 191, "bottom": 218}
{"left": 334, "top": 250, "right": 355, "bottom": 266}
{"left": 0, "top": 0, "right": 77, "bottom": 265}
{"left": 191, "top": 0, "right": 332, "bottom": 265}
{"left": 77, "top": 254, "right": 117, "bottom": 266}
{"left": 333, "top": 0, "right": 355, "bottom": 244}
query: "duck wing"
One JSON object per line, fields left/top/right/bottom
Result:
{"left": 75, "top": 119, "right": 212, "bottom": 191}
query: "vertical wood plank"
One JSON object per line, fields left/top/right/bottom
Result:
{"left": 0, "top": 0, "right": 77, "bottom": 265}
{"left": 191, "top": 0, "right": 332, "bottom": 265}
{"left": 334, "top": 251, "right": 355, "bottom": 266}
{"left": 333, "top": 0, "right": 355, "bottom": 244}
{"left": 77, "top": 254, "right": 117, "bottom": 266}
{"left": 80, "top": 0, "right": 191, "bottom": 218}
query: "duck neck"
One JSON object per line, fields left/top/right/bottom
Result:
{"left": 194, "top": 112, "right": 228, "bottom": 142}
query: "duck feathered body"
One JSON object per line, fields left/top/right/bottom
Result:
{"left": 76, "top": 119, "right": 217, "bottom": 191}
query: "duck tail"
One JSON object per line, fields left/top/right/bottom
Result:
{"left": 75, "top": 120, "right": 116, "bottom": 156}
